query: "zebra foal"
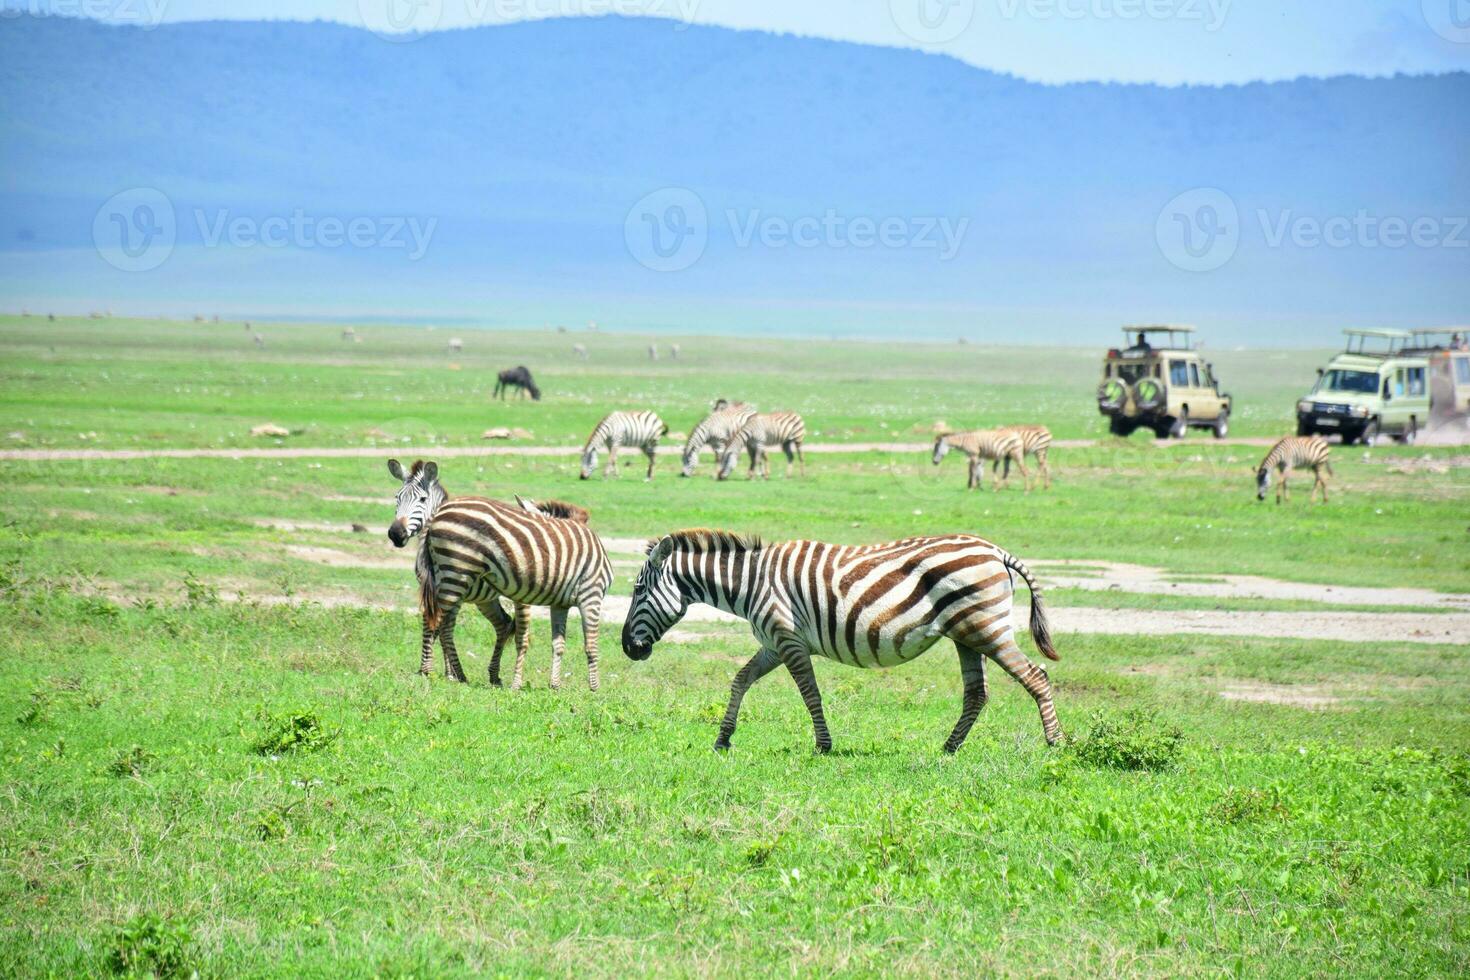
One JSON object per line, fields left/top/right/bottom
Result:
{"left": 680, "top": 403, "right": 756, "bottom": 476}
{"left": 580, "top": 410, "right": 668, "bottom": 480}
{"left": 1256, "top": 435, "right": 1333, "bottom": 504}
{"left": 715, "top": 412, "right": 807, "bottom": 480}
{"left": 932, "top": 429, "right": 1029, "bottom": 491}
{"left": 622, "top": 530, "right": 1061, "bottom": 754}
{"left": 388, "top": 459, "right": 612, "bottom": 690}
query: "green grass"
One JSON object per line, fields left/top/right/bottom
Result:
{"left": 1, "top": 316, "right": 1468, "bottom": 975}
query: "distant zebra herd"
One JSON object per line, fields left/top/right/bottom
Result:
{"left": 573, "top": 401, "right": 809, "bottom": 482}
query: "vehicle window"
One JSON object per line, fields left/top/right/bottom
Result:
{"left": 1169, "top": 361, "right": 1188, "bottom": 386}
{"left": 1117, "top": 363, "right": 1146, "bottom": 383}
{"left": 1406, "top": 367, "right": 1425, "bottom": 396}
{"left": 1394, "top": 370, "right": 1404, "bottom": 396}
{"left": 1189, "top": 364, "right": 1200, "bottom": 387}
{"left": 1315, "top": 369, "right": 1379, "bottom": 394}
{"left": 1456, "top": 357, "right": 1470, "bottom": 385}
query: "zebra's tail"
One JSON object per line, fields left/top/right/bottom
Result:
{"left": 1002, "top": 553, "right": 1058, "bottom": 661}
{"left": 416, "top": 539, "right": 442, "bottom": 631}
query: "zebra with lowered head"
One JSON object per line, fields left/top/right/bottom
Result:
{"left": 622, "top": 529, "right": 1061, "bottom": 753}
{"left": 494, "top": 366, "right": 541, "bottom": 400}
{"left": 1257, "top": 435, "right": 1333, "bottom": 504}
{"left": 681, "top": 403, "right": 757, "bottom": 477}
{"left": 716, "top": 411, "right": 807, "bottom": 480}
{"left": 581, "top": 410, "right": 668, "bottom": 480}
{"left": 387, "top": 459, "right": 611, "bottom": 690}
{"left": 932, "top": 429, "right": 1028, "bottom": 491}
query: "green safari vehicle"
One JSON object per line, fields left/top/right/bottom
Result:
{"left": 1296, "top": 329, "right": 1430, "bottom": 445}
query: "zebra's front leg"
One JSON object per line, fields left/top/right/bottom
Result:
{"left": 943, "top": 646, "right": 989, "bottom": 754}
{"left": 643, "top": 446, "right": 657, "bottom": 481}
{"left": 794, "top": 441, "right": 806, "bottom": 477}
{"left": 438, "top": 606, "right": 468, "bottom": 683}
{"left": 987, "top": 640, "right": 1061, "bottom": 745}
{"left": 605, "top": 443, "right": 619, "bottom": 478}
{"left": 578, "top": 596, "right": 603, "bottom": 691}
{"left": 548, "top": 606, "right": 568, "bottom": 690}
{"left": 510, "top": 602, "right": 533, "bottom": 691}
{"left": 714, "top": 647, "right": 781, "bottom": 750}
{"left": 478, "top": 597, "right": 515, "bottom": 687}
{"left": 1316, "top": 467, "right": 1329, "bottom": 503}
{"left": 781, "top": 647, "right": 832, "bottom": 753}
{"left": 418, "top": 618, "right": 438, "bottom": 676}
{"left": 1278, "top": 467, "right": 1290, "bottom": 504}
{"left": 1015, "top": 458, "right": 1032, "bottom": 494}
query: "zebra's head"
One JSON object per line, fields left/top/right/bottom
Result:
{"left": 579, "top": 445, "right": 599, "bottom": 480}
{"left": 679, "top": 444, "right": 699, "bottom": 477}
{"left": 931, "top": 434, "right": 951, "bottom": 465}
{"left": 387, "top": 458, "right": 443, "bottom": 547}
{"left": 621, "top": 536, "right": 689, "bottom": 661}
{"left": 715, "top": 442, "right": 741, "bottom": 481}
{"left": 1255, "top": 466, "right": 1271, "bottom": 501}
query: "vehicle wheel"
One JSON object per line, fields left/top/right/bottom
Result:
{"left": 1212, "top": 411, "right": 1229, "bottom": 439}
{"left": 1359, "top": 420, "right": 1379, "bottom": 447}
{"left": 1168, "top": 411, "right": 1189, "bottom": 439}
{"left": 1296, "top": 419, "right": 1313, "bottom": 437}
{"left": 1108, "top": 416, "right": 1136, "bottom": 437}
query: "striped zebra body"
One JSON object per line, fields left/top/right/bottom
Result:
{"left": 932, "top": 429, "right": 1029, "bottom": 491}
{"left": 389, "top": 459, "right": 612, "bottom": 690}
{"left": 716, "top": 412, "right": 807, "bottom": 480}
{"left": 681, "top": 405, "right": 757, "bottom": 476}
{"left": 581, "top": 410, "right": 668, "bottom": 480}
{"left": 1257, "top": 435, "right": 1333, "bottom": 503}
{"left": 998, "top": 424, "right": 1053, "bottom": 489}
{"left": 622, "top": 530, "right": 1061, "bottom": 753}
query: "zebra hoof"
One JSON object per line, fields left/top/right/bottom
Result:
{"left": 814, "top": 740, "right": 832, "bottom": 755}
{"left": 713, "top": 737, "right": 731, "bottom": 752}
{"left": 942, "top": 741, "right": 961, "bottom": 755}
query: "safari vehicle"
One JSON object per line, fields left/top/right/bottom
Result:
{"left": 1406, "top": 328, "right": 1470, "bottom": 431}
{"left": 1096, "top": 325, "right": 1231, "bottom": 439}
{"left": 1296, "top": 330, "right": 1430, "bottom": 445}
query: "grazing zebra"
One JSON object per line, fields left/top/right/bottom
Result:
{"left": 252, "top": 333, "right": 265, "bottom": 347}
{"left": 387, "top": 459, "right": 611, "bottom": 690}
{"left": 581, "top": 410, "right": 668, "bottom": 480}
{"left": 997, "top": 424, "right": 1054, "bottom": 490}
{"left": 716, "top": 412, "right": 807, "bottom": 480}
{"left": 447, "top": 337, "right": 464, "bottom": 353}
{"left": 670, "top": 343, "right": 681, "bottom": 360}
{"left": 622, "top": 530, "right": 1061, "bottom": 753}
{"left": 1257, "top": 435, "right": 1333, "bottom": 503}
{"left": 342, "top": 327, "right": 356, "bottom": 341}
{"left": 648, "top": 344, "right": 659, "bottom": 361}
{"left": 680, "top": 403, "right": 757, "bottom": 477}
{"left": 494, "top": 366, "right": 541, "bottom": 401}
{"left": 932, "top": 429, "right": 1028, "bottom": 492}
{"left": 572, "top": 343, "right": 588, "bottom": 359}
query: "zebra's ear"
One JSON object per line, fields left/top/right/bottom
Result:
{"left": 387, "top": 458, "right": 405, "bottom": 481}
{"left": 515, "top": 494, "right": 540, "bottom": 514}
{"left": 647, "top": 536, "right": 675, "bottom": 569}
{"left": 421, "top": 461, "right": 438, "bottom": 484}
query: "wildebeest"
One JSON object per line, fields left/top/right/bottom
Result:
{"left": 495, "top": 366, "right": 541, "bottom": 401}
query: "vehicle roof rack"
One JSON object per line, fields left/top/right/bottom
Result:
{"left": 1343, "top": 328, "right": 1411, "bottom": 339}
{"left": 1404, "top": 327, "right": 1470, "bottom": 353}
{"left": 1122, "top": 324, "right": 1194, "bottom": 335}
{"left": 1342, "top": 328, "right": 1410, "bottom": 356}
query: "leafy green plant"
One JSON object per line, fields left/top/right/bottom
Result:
{"left": 1072, "top": 710, "right": 1185, "bottom": 772}
{"left": 1209, "top": 787, "right": 1287, "bottom": 825}
{"left": 106, "top": 745, "right": 156, "bottom": 778}
{"left": 250, "top": 710, "right": 333, "bottom": 756}
{"left": 105, "top": 914, "right": 192, "bottom": 977}
{"left": 181, "top": 570, "right": 219, "bottom": 607}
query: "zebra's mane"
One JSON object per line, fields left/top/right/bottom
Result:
{"left": 528, "top": 498, "right": 591, "bottom": 524}
{"left": 646, "top": 528, "right": 763, "bottom": 557}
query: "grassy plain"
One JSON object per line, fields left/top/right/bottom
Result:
{"left": 1, "top": 317, "right": 1467, "bottom": 976}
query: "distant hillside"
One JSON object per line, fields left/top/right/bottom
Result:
{"left": 0, "top": 15, "right": 1466, "bottom": 341}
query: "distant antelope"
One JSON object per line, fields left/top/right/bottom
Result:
{"left": 682, "top": 403, "right": 756, "bottom": 477}
{"left": 447, "top": 337, "right": 464, "bottom": 353}
{"left": 717, "top": 412, "right": 807, "bottom": 480}
{"left": 932, "top": 429, "right": 1028, "bottom": 491}
{"left": 252, "top": 333, "right": 266, "bottom": 347}
{"left": 573, "top": 343, "right": 588, "bottom": 359}
{"left": 581, "top": 410, "right": 668, "bottom": 480}
{"left": 342, "top": 327, "right": 356, "bottom": 341}
{"left": 997, "top": 425, "right": 1053, "bottom": 489}
{"left": 1256, "top": 435, "right": 1333, "bottom": 504}
{"left": 387, "top": 460, "right": 611, "bottom": 691}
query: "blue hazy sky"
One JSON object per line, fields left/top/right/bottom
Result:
{"left": 57, "top": 0, "right": 1470, "bottom": 85}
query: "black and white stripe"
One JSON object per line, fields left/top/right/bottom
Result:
{"left": 998, "top": 424, "right": 1053, "bottom": 490}
{"left": 622, "top": 529, "right": 1061, "bottom": 753}
{"left": 932, "top": 429, "right": 1029, "bottom": 491}
{"left": 581, "top": 410, "right": 669, "bottom": 480}
{"left": 716, "top": 412, "right": 807, "bottom": 480}
{"left": 681, "top": 404, "right": 757, "bottom": 476}
{"left": 1257, "top": 435, "right": 1333, "bottom": 503}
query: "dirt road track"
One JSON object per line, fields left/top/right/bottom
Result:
{"left": 0, "top": 438, "right": 1279, "bottom": 463}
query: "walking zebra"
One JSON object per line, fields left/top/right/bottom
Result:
{"left": 622, "top": 530, "right": 1061, "bottom": 753}
{"left": 387, "top": 459, "right": 612, "bottom": 690}
{"left": 681, "top": 403, "right": 757, "bottom": 477}
{"left": 716, "top": 412, "right": 807, "bottom": 480}
{"left": 932, "top": 429, "right": 1028, "bottom": 491}
{"left": 1257, "top": 435, "right": 1333, "bottom": 503}
{"left": 580, "top": 410, "right": 668, "bottom": 480}
{"left": 996, "top": 424, "right": 1054, "bottom": 490}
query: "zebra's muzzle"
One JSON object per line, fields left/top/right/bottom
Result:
{"left": 388, "top": 520, "right": 409, "bottom": 548}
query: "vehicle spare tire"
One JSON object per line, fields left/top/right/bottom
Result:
{"left": 1133, "top": 378, "right": 1164, "bottom": 411}
{"left": 1097, "top": 379, "right": 1127, "bottom": 411}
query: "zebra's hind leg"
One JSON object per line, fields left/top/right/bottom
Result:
{"left": 510, "top": 602, "right": 533, "bottom": 691}
{"left": 438, "top": 606, "right": 468, "bottom": 683}
{"left": 986, "top": 640, "right": 1061, "bottom": 745}
{"left": 1037, "top": 450, "right": 1051, "bottom": 489}
{"left": 943, "top": 645, "right": 989, "bottom": 754}
{"left": 780, "top": 646, "right": 833, "bottom": 753}
{"left": 549, "top": 606, "right": 568, "bottom": 690}
{"left": 1014, "top": 458, "right": 1032, "bottom": 493}
{"left": 714, "top": 647, "right": 781, "bottom": 750}
{"left": 578, "top": 596, "right": 603, "bottom": 691}
{"left": 478, "top": 597, "right": 515, "bottom": 687}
